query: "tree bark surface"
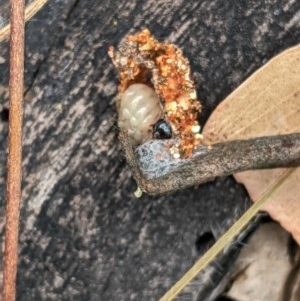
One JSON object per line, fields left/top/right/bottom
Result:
{"left": 0, "top": 1, "right": 300, "bottom": 300}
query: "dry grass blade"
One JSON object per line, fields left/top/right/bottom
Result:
{"left": 1, "top": 0, "right": 25, "bottom": 300}
{"left": 235, "top": 167, "right": 300, "bottom": 243}
{"left": 157, "top": 43, "right": 300, "bottom": 301}
{"left": 0, "top": 0, "right": 48, "bottom": 42}
{"left": 157, "top": 168, "right": 295, "bottom": 301}
{"left": 203, "top": 44, "right": 300, "bottom": 243}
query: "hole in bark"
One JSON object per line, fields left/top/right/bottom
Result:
{"left": 195, "top": 231, "right": 215, "bottom": 254}
{"left": 215, "top": 296, "right": 237, "bottom": 301}
{"left": 1, "top": 108, "right": 9, "bottom": 122}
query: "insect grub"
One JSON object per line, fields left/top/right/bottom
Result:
{"left": 108, "top": 28, "right": 203, "bottom": 158}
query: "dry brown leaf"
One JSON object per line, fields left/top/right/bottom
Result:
{"left": 202, "top": 45, "right": 300, "bottom": 243}
{"left": 225, "top": 223, "right": 300, "bottom": 301}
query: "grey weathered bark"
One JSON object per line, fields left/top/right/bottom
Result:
{"left": 0, "top": 1, "right": 300, "bottom": 300}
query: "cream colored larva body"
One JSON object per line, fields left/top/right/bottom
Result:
{"left": 118, "top": 83, "right": 162, "bottom": 145}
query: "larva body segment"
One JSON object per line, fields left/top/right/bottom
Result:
{"left": 118, "top": 83, "right": 162, "bottom": 145}
{"left": 109, "top": 29, "right": 203, "bottom": 158}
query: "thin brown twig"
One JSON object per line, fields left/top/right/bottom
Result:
{"left": 119, "top": 131, "right": 300, "bottom": 299}
{"left": 0, "top": 0, "right": 48, "bottom": 43}
{"left": 2, "top": 0, "right": 25, "bottom": 300}
{"left": 120, "top": 131, "right": 300, "bottom": 195}
{"left": 157, "top": 167, "right": 296, "bottom": 301}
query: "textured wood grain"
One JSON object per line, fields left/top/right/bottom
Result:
{"left": 0, "top": 0, "right": 300, "bottom": 300}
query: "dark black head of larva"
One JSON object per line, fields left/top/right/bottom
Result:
{"left": 152, "top": 119, "right": 172, "bottom": 139}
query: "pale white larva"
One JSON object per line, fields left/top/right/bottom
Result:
{"left": 118, "top": 83, "right": 162, "bottom": 145}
